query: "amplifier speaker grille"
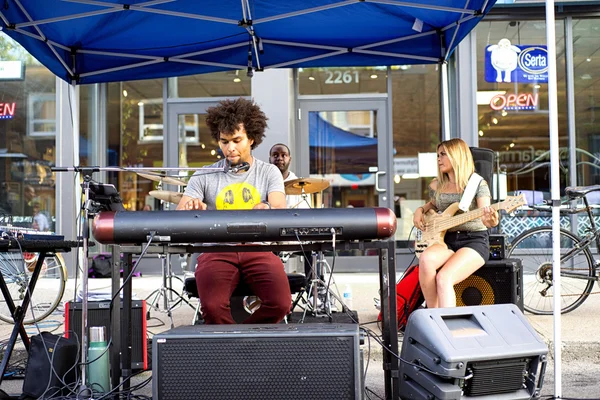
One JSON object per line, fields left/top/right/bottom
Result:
{"left": 454, "top": 258, "right": 523, "bottom": 310}
{"left": 465, "top": 358, "right": 530, "bottom": 396}
{"left": 153, "top": 324, "right": 361, "bottom": 400}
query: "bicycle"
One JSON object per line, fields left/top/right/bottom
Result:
{"left": 507, "top": 184, "right": 600, "bottom": 315}
{"left": 0, "top": 223, "right": 69, "bottom": 324}
{"left": 0, "top": 250, "right": 67, "bottom": 324}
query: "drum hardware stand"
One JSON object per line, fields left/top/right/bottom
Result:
{"left": 145, "top": 252, "right": 197, "bottom": 328}
{"left": 291, "top": 187, "right": 313, "bottom": 209}
{"left": 300, "top": 250, "right": 346, "bottom": 321}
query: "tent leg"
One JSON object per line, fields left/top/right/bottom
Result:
{"left": 545, "top": 0, "right": 562, "bottom": 398}
{"left": 441, "top": 62, "right": 451, "bottom": 141}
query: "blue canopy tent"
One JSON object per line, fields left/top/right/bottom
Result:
{"left": 0, "top": 0, "right": 495, "bottom": 84}
{"left": 0, "top": 1, "right": 502, "bottom": 399}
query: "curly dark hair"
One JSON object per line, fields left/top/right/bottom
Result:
{"left": 205, "top": 98, "right": 268, "bottom": 149}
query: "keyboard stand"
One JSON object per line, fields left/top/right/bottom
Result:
{"left": 0, "top": 239, "right": 81, "bottom": 387}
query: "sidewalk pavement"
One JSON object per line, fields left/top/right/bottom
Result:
{"left": 1, "top": 273, "right": 599, "bottom": 398}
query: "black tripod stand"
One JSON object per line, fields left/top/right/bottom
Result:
{"left": 145, "top": 253, "right": 197, "bottom": 328}
{"left": 294, "top": 250, "right": 348, "bottom": 322}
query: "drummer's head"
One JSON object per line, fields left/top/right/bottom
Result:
{"left": 269, "top": 143, "right": 291, "bottom": 176}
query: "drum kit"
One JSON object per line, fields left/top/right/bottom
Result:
{"left": 142, "top": 172, "right": 343, "bottom": 319}
{"left": 143, "top": 174, "right": 330, "bottom": 207}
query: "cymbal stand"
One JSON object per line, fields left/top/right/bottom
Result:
{"left": 145, "top": 253, "right": 196, "bottom": 328}
{"left": 291, "top": 187, "right": 312, "bottom": 209}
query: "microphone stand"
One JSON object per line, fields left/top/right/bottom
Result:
{"left": 51, "top": 166, "right": 99, "bottom": 392}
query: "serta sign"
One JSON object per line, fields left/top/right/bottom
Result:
{"left": 485, "top": 39, "right": 548, "bottom": 84}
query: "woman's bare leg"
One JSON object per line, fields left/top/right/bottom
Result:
{"left": 418, "top": 244, "right": 454, "bottom": 309}
{"left": 436, "top": 247, "right": 485, "bottom": 308}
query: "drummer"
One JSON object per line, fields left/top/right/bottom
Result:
{"left": 269, "top": 143, "right": 315, "bottom": 284}
{"left": 269, "top": 143, "right": 312, "bottom": 209}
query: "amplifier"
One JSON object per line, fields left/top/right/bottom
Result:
{"left": 64, "top": 300, "right": 148, "bottom": 370}
{"left": 454, "top": 258, "right": 523, "bottom": 311}
{"left": 489, "top": 233, "right": 507, "bottom": 260}
{"left": 153, "top": 323, "right": 363, "bottom": 400}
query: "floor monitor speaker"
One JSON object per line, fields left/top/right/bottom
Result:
{"left": 454, "top": 258, "right": 523, "bottom": 311}
{"left": 64, "top": 300, "right": 148, "bottom": 370}
{"left": 153, "top": 323, "right": 362, "bottom": 400}
{"left": 400, "top": 304, "right": 548, "bottom": 400}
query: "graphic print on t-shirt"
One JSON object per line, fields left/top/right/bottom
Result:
{"left": 215, "top": 182, "right": 261, "bottom": 210}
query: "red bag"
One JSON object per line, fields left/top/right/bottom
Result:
{"left": 378, "top": 265, "right": 425, "bottom": 331}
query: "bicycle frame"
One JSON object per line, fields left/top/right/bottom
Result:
{"left": 543, "top": 193, "right": 600, "bottom": 279}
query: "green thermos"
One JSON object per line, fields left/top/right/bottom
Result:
{"left": 87, "top": 326, "right": 110, "bottom": 393}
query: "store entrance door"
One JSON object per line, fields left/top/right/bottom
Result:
{"left": 298, "top": 98, "right": 392, "bottom": 210}
{"left": 164, "top": 101, "right": 221, "bottom": 208}
{"left": 298, "top": 98, "right": 393, "bottom": 272}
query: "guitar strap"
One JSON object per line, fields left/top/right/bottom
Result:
{"left": 458, "top": 173, "right": 483, "bottom": 212}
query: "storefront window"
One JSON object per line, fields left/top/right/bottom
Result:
{"left": 390, "top": 64, "right": 441, "bottom": 240}
{"left": 107, "top": 79, "right": 164, "bottom": 210}
{"left": 476, "top": 19, "right": 567, "bottom": 203}
{"left": 298, "top": 67, "right": 387, "bottom": 95}
{"left": 168, "top": 70, "right": 251, "bottom": 98}
{"left": 572, "top": 18, "right": 600, "bottom": 188}
{"left": 0, "top": 33, "right": 57, "bottom": 230}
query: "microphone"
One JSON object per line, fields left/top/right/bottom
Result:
{"left": 229, "top": 162, "right": 250, "bottom": 173}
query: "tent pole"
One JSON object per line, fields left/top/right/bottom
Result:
{"left": 545, "top": 0, "right": 562, "bottom": 397}
{"left": 441, "top": 62, "right": 451, "bottom": 140}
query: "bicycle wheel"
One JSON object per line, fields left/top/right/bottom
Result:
{"left": 507, "top": 227, "right": 595, "bottom": 315}
{"left": 0, "top": 252, "right": 67, "bottom": 324}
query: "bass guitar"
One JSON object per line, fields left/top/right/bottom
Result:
{"left": 414, "top": 194, "right": 526, "bottom": 258}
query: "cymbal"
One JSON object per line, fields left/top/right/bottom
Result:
{"left": 149, "top": 190, "right": 183, "bottom": 204}
{"left": 284, "top": 177, "right": 330, "bottom": 195}
{"left": 138, "top": 172, "right": 187, "bottom": 186}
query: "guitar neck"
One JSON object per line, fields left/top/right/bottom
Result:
{"left": 441, "top": 203, "right": 502, "bottom": 231}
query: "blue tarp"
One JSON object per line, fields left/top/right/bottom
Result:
{"left": 309, "top": 113, "right": 378, "bottom": 148}
{"left": 0, "top": 0, "right": 496, "bottom": 84}
{"left": 309, "top": 113, "right": 377, "bottom": 174}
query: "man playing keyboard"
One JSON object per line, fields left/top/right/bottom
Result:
{"left": 176, "top": 98, "right": 290, "bottom": 324}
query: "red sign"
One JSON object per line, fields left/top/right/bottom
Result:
{"left": 490, "top": 93, "right": 538, "bottom": 111}
{"left": 0, "top": 103, "right": 16, "bottom": 119}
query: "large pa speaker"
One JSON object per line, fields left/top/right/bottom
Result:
{"left": 64, "top": 300, "right": 148, "bottom": 370}
{"left": 153, "top": 323, "right": 362, "bottom": 400}
{"left": 400, "top": 304, "right": 548, "bottom": 400}
{"left": 454, "top": 258, "right": 523, "bottom": 311}
{"left": 470, "top": 147, "right": 495, "bottom": 196}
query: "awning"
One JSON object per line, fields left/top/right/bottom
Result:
{"left": 0, "top": 0, "right": 496, "bottom": 84}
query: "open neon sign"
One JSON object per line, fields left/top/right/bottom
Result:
{"left": 490, "top": 93, "right": 538, "bottom": 111}
{"left": 0, "top": 103, "right": 16, "bottom": 119}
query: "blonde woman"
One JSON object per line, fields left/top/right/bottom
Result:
{"left": 412, "top": 138, "right": 499, "bottom": 308}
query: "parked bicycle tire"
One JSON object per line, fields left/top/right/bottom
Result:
{"left": 508, "top": 227, "right": 595, "bottom": 315}
{"left": 0, "top": 252, "right": 67, "bottom": 324}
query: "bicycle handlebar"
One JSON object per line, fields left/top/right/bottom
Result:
{"left": 529, "top": 203, "right": 588, "bottom": 215}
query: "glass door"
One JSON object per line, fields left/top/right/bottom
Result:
{"left": 164, "top": 102, "right": 221, "bottom": 209}
{"left": 298, "top": 99, "right": 392, "bottom": 211}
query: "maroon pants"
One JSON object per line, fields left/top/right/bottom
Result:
{"left": 195, "top": 252, "right": 291, "bottom": 324}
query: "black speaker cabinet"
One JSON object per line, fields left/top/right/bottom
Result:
{"left": 454, "top": 258, "right": 523, "bottom": 311}
{"left": 470, "top": 147, "right": 495, "bottom": 196}
{"left": 64, "top": 300, "right": 148, "bottom": 370}
{"left": 153, "top": 323, "right": 362, "bottom": 400}
{"left": 400, "top": 304, "right": 548, "bottom": 400}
